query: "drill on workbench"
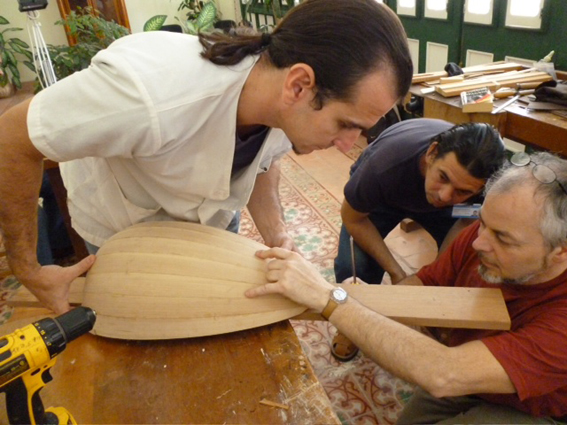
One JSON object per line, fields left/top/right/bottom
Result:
{"left": 0, "top": 307, "right": 96, "bottom": 425}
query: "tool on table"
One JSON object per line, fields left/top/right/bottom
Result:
{"left": 461, "top": 87, "right": 494, "bottom": 113}
{"left": 0, "top": 307, "right": 96, "bottom": 425}
{"left": 493, "top": 88, "right": 535, "bottom": 99}
{"left": 349, "top": 235, "right": 358, "bottom": 284}
{"left": 492, "top": 91, "right": 522, "bottom": 114}
{"left": 492, "top": 83, "right": 539, "bottom": 113}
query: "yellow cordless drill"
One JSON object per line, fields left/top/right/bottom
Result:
{"left": 0, "top": 307, "right": 96, "bottom": 425}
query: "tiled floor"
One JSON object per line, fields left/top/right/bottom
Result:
{"left": 278, "top": 139, "right": 439, "bottom": 424}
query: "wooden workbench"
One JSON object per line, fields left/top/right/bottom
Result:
{"left": 409, "top": 84, "right": 567, "bottom": 156}
{"left": 0, "top": 307, "right": 340, "bottom": 424}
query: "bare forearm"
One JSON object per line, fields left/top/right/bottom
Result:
{"left": 247, "top": 161, "right": 294, "bottom": 249}
{"left": 0, "top": 99, "right": 44, "bottom": 276}
{"left": 330, "top": 298, "right": 515, "bottom": 397}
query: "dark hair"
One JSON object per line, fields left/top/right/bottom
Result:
{"left": 431, "top": 123, "right": 505, "bottom": 180}
{"left": 199, "top": 0, "right": 413, "bottom": 108}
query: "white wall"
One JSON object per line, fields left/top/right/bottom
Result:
{"left": 2, "top": 1, "right": 67, "bottom": 83}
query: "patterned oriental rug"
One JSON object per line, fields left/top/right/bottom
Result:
{"left": 239, "top": 154, "right": 415, "bottom": 425}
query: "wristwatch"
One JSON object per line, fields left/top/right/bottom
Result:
{"left": 321, "top": 287, "right": 348, "bottom": 320}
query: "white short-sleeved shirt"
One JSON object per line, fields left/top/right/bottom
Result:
{"left": 28, "top": 32, "right": 291, "bottom": 247}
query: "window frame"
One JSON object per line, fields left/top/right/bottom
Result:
{"left": 504, "top": 0, "right": 547, "bottom": 31}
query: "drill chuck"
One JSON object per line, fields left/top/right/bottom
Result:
{"left": 33, "top": 307, "right": 97, "bottom": 358}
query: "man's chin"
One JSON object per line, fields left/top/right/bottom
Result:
{"left": 426, "top": 195, "right": 448, "bottom": 208}
{"left": 478, "top": 264, "right": 503, "bottom": 284}
{"left": 477, "top": 264, "right": 533, "bottom": 286}
{"left": 291, "top": 145, "right": 313, "bottom": 155}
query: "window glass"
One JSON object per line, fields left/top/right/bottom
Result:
{"left": 397, "top": 0, "right": 416, "bottom": 16}
{"left": 510, "top": 0, "right": 542, "bottom": 17}
{"left": 464, "top": 0, "right": 494, "bottom": 25}
{"left": 425, "top": 0, "right": 447, "bottom": 20}
{"left": 467, "top": 0, "right": 492, "bottom": 15}
{"left": 505, "top": 0, "right": 544, "bottom": 29}
{"left": 427, "top": 0, "right": 447, "bottom": 11}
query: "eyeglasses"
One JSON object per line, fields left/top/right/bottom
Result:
{"left": 510, "top": 152, "right": 567, "bottom": 196}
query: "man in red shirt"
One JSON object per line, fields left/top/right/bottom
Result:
{"left": 246, "top": 151, "right": 567, "bottom": 423}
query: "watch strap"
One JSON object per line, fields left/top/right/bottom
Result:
{"left": 321, "top": 298, "right": 338, "bottom": 321}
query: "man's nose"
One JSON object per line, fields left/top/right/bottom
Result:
{"left": 438, "top": 185, "right": 454, "bottom": 203}
{"left": 472, "top": 228, "right": 491, "bottom": 252}
{"left": 334, "top": 130, "right": 361, "bottom": 153}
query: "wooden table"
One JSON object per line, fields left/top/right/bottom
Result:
{"left": 408, "top": 84, "right": 567, "bottom": 156}
{"left": 0, "top": 307, "right": 340, "bottom": 424}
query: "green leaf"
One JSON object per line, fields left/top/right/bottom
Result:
{"left": 143, "top": 15, "right": 167, "bottom": 32}
{"left": 62, "top": 57, "right": 74, "bottom": 69}
{"left": 12, "top": 74, "right": 21, "bottom": 90}
{"left": 7, "top": 63, "right": 19, "bottom": 78}
{"left": 9, "top": 38, "right": 30, "bottom": 48}
{"left": 196, "top": 2, "right": 217, "bottom": 30}
{"left": 20, "top": 49, "right": 33, "bottom": 61}
{"left": 185, "top": 21, "right": 197, "bottom": 35}
{"left": 10, "top": 43, "right": 24, "bottom": 54}
{"left": 23, "top": 60, "right": 35, "bottom": 72}
{"left": 5, "top": 50, "right": 16, "bottom": 65}
{"left": 0, "top": 16, "right": 9, "bottom": 25}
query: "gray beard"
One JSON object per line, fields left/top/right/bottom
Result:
{"left": 477, "top": 264, "right": 540, "bottom": 286}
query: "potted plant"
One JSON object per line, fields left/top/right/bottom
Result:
{"left": 0, "top": 15, "right": 35, "bottom": 98}
{"left": 144, "top": 0, "right": 218, "bottom": 35}
{"left": 44, "top": 7, "right": 129, "bottom": 83}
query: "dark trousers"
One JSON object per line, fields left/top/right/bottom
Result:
{"left": 396, "top": 387, "right": 566, "bottom": 424}
{"left": 334, "top": 204, "right": 457, "bottom": 284}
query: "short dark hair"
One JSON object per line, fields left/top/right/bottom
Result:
{"left": 432, "top": 123, "right": 505, "bottom": 180}
{"left": 199, "top": 0, "right": 413, "bottom": 109}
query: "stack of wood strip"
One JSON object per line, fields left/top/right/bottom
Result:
{"left": 412, "top": 62, "right": 554, "bottom": 98}
{"left": 435, "top": 69, "right": 552, "bottom": 97}
{"left": 412, "top": 62, "right": 525, "bottom": 84}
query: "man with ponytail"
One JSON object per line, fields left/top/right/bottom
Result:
{"left": 0, "top": 0, "right": 412, "bottom": 314}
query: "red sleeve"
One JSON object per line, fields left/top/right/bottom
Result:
{"left": 417, "top": 221, "right": 480, "bottom": 288}
{"left": 482, "top": 307, "right": 567, "bottom": 401}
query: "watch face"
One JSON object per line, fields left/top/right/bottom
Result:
{"left": 332, "top": 288, "right": 348, "bottom": 303}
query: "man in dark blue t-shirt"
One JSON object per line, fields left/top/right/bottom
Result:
{"left": 332, "top": 118, "right": 505, "bottom": 360}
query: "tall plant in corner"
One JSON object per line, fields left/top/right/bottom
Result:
{"left": 0, "top": 16, "right": 35, "bottom": 93}
{"left": 45, "top": 7, "right": 129, "bottom": 82}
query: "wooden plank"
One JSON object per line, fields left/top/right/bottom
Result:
{"left": 435, "top": 71, "right": 552, "bottom": 97}
{"left": 347, "top": 285, "right": 509, "bottom": 330}
{"left": 10, "top": 277, "right": 511, "bottom": 332}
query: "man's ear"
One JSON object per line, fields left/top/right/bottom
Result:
{"left": 551, "top": 245, "right": 567, "bottom": 265}
{"left": 282, "top": 63, "right": 316, "bottom": 105}
{"left": 425, "top": 141, "right": 439, "bottom": 164}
